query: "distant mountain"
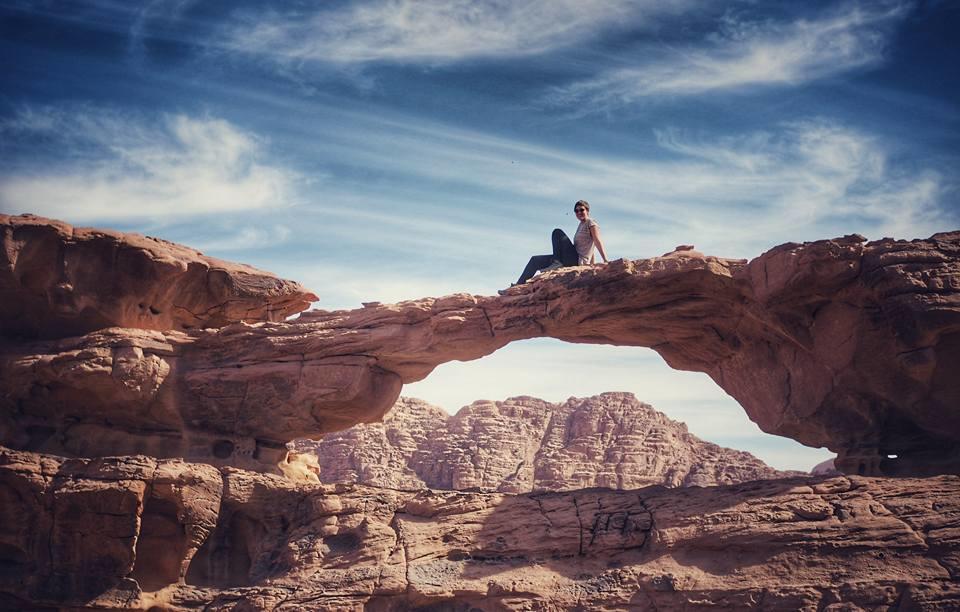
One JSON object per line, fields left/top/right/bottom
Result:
{"left": 294, "top": 392, "right": 798, "bottom": 492}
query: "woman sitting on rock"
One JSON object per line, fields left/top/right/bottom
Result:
{"left": 500, "top": 200, "right": 609, "bottom": 295}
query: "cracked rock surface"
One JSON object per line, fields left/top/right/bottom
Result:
{"left": 296, "top": 393, "right": 799, "bottom": 491}
{"left": 1, "top": 447, "right": 957, "bottom": 610}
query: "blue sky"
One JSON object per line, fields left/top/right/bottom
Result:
{"left": 2, "top": 0, "right": 958, "bottom": 470}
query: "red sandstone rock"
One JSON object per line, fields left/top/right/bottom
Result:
{"left": 1, "top": 225, "right": 958, "bottom": 477}
{"left": 1, "top": 446, "right": 957, "bottom": 610}
{"left": 0, "top": 448, "right": 221, "bottom": 608}
{"left": 2, "top": 219, "right": 960, "bottom": 610}
{"left": 0, "top": 214, "right": 317, "bottom": 339}
{"left": 298, "top": 393, "right": 797, "bottom": 491}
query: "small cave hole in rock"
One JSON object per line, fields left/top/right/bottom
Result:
{"left": 131, "top": 495, "right": 185, "bottom": 591}
{"left": 149, "top": 306, "right": 161, "bottom": 315}
{"left": 24, "top": 425, "right": 56, "bottom": 450}
{"left": 324, "top": 532, "right": 361, "bottom": 555}
{"left": 186, "top": 511, "right": 263, "bottom": 588}
{"left": 212, "top": 439, "right": 235, "bottom": 459}
{"left": 447, "top": 549, "right": 471, "bottom": 561}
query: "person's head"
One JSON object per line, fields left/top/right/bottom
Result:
{"left": 574, "top": 200, "right": 590, "bottom": 220}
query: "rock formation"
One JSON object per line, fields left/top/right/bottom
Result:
{"left": 2, "top": 214, "right": 960, "bottom": 609}
{"left": 0, "top": 214, "right": 317, "bottom": 340}
{"left": 2, "top": 215, "right": 958, "bottom": 477}
{"left": 297, "top": 393, "right": 797, "bottom": 491}
{"left": 2, "top": 446, "right": 957, "bottom": 610}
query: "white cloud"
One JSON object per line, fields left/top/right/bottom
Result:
{"left": 550, "top": 2, "right": 909, "bottom": 106}
{"left": 226, "top": 0, "right": 694, "bottom": 64}
{"left": 0, "top": 108, "right": 300, "bottom": 222}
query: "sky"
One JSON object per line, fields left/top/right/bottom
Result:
{"left": 1, "top": 0, "right": 958, "bottom": 471}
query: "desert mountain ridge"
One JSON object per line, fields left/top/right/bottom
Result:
{"left": 293, "top": 392, "right": 802, "bottom": 491}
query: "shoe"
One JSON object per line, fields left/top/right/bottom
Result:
{"left": 541, "top": 260, "right": 563, "bottom": 272}
{"left": 498, "top": 283, "right": 518, "bottom": 296}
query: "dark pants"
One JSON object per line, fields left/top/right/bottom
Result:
{"left": 516, "top": 228, "right": 578, "bottom": 284}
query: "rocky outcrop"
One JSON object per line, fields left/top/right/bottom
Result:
{"left": 3, "top": 216, "right": 960, "bottom": 610}
{"left": 2, "top": 446, "right": 957, "bottom": 610}
{"left": 0, "top": 214, "right": 317, "bottom": 339}
{"left": 297, "top": 393, "right": 796, "bottom": 491}
{"left": 3, "top": 226, "right": 958, "bottom": 476}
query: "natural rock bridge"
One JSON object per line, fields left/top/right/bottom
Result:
{"left": 2, "top": 214, "right": 960, "bottom": 610}
{"left": 2, "top": 214, "right": 959, "bottom": 477}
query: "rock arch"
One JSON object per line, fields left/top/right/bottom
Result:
{"left": 1, "top": 214, "right": 958, "bottom": 477}
{"left": 183, "top": 232, "right": 960, "bottom": 477}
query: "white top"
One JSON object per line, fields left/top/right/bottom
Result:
{"left": 574, "top": 219, "right": 598, "bottom": 265}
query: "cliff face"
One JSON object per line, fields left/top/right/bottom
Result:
{"left": 3, "top": 214, "right": 958, "bottom": 477}
{"left": 298, "top": 393, "right": 796, "bottom": 492}
{"left": 3, "top": 447, "right": 958, "bottom": 611}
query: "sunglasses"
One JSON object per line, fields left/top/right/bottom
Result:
{"left": 574, "top": 207, "right": 587, "bottom": 212}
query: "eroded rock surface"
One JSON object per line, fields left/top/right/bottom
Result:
{"left": 2, "top": 223, "right": 958, "bottom": 476}
{"left": 2, "top": 447, "right": 957, "bottom": 610}
{"left": 0, "top": 214, "right": 317, "bottom": 339}
{"left": 297, "top": 393, "right": 797, "bottom": 491}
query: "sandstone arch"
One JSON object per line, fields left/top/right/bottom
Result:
{"left": 1, "top": 215, "right": 958, "bottom": 477}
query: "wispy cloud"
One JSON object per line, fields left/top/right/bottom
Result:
{"left": 648, "top": 119, "right": 949, "bottom": 251}
{"left": 2, "top": 100, "right": 948, "bottom": 269}
{"left": 224, "top": 0, "right": 694, "bottom": 64}
{"left": 549, "top": 2, "right": 910, "bottom": 107}
{"left": 127, "top": 0, "right": 199, "bottom": 66}
{"left": 188, "top": 224, "right": 292, "bottom": 252}
{"left": 274, "top": 102, "right": 950, "bottom": 258}
{"left": 0, "top": 108, "right": 300, "bottom": 221}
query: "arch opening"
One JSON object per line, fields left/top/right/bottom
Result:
{"left": 399, "top": 339, "right": 833, "bottom": 472}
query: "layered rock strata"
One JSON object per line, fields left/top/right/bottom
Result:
{"left": 3, "top": 223, "right": 958, "bottom": 476}
{"left": 2, "top": 447, "right": 958, "bottom": 610}
{"left": 298, "top": 393, "right": 796, "bottom": 491}
{"left": 0, "top": 214, "right": 317, "bottom": 339}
